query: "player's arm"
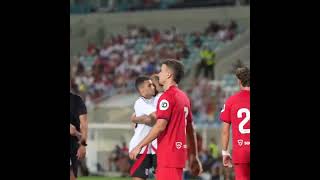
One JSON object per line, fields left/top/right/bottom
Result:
{"left": 79, "top": 114, "right": 88, "bottom": 144}
{"left": 131, "top": 100, "right": 155, "bottom": 126}
{"left": 139, "top": 119, "right": 167, "bottom": 147}
{"left": 220, "top": 100, "right": 233, "bottom": 167}
{"left": 77, "top": 96, "right": 88, "bottom": 160}
{"left": 70, "top": 123, "right": 82, "bottom": 140}
{"left": 129, "top": 119, "right": 167, "bottom": 160}
{"left": 148, "top": 112, "right": 157, "bottom": 125}
{"left": 130, "top": 112, "right": 157, "bottom": 126}
{"left": 187, "top": 121, "right": 199, "bottom": 158}
{"left": 186, "top": 105, "right": 203, "bottom": 176}
{"left": 221, "top": 122, "right": 231, "bottom": 152}
{"left": 221, "top": 122, "right": 232, "bottom": 167}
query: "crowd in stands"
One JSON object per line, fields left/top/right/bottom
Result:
{"left": 70, "top": 20, "right": 240, "bottom": 109}
{"left": 187, "top": 78, "right": 220, "bottom": 126}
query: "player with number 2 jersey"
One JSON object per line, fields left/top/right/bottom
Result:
{"left": 220, "top": 66, "right": 250, "bottom": 180}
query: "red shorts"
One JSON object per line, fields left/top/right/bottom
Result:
{"left": 234, "top": 163, "right": 250, "bottom": 180}
{"left": 156, "top": 167, "right": 182, "bottom": 180}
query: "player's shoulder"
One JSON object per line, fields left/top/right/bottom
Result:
{"left": 232, "top": 90, "right": 249, "bottom": 99}
{"left": 70, "top": 92, "right": 83, "bottom": 101}
{"left": 155, "top": 92, "right": 163, "bottom": 99}
{"left": 225, "top": 91, "right": 241, "bottom": 104}
{"left": 226, "top": 91, "right": 249, "bottom": 104}
{"left": 134, "top": 97, "right": 144, "bottom": 106}
{"left": 159, "top": 89, "right": 173, "bottom": 99}
{"left": 70, "top": 92, "right": 78, "bottom": 98}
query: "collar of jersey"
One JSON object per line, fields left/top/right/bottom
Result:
{"left": 165, "top": 85, "right": 177, "bottom": 92}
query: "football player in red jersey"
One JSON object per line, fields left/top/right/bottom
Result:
{"left": 220, "top": 67, "right": 250, "bottom": 180}
{"left": 129, "top": 59, "right": 202, "bottom": 180}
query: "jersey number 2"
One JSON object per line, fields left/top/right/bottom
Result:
{"left": 237, "top": 108, "right": 250, "bottom": 134}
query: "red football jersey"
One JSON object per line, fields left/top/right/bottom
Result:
{"left": 220, "top": 90, "right": 250, "bottom": 163}
{"left": 156, "top": 85, "right": 192, "bottom": 168}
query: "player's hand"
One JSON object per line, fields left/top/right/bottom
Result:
{"left": 223, "top": 155, "right": 232, "bottom": 167}
{"left": 70, "top": 124, "right": 77, "bottom": 136}
{"left": 129, "top": 145, "right": 142, "bottom": 160}
{"left": 130, "top": 113, "right": 136, "bottom": 122}
{"left": 190, "top": 155, "right": 203, "bottom": 176}
{"left": 77, "top": 145, "right": 86, "bottom": 160}
{"left": 140, "top": 115, "right": 152, "bottom": 124}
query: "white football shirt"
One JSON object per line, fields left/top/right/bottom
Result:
{"left": 129, "top": 96, "right": 157, "bottom": 154}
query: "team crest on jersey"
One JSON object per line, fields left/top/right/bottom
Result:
{"left": 159, "top": 99, "right": 169, "bottom": 110}
{"left": 238, "top": 139, "right": 243, "bottom": 146}
{"left": 176, "top": 142, "right": 182, "bottom": 149}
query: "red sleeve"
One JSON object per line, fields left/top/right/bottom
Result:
{"left": 156, "top": 93, "right": 174, "bottom": 121}
{"left": 220, "top": 98, "right": 232, "bottom": 124}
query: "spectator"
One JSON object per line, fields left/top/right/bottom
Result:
{"left": 229, "top": 20, "right": 238, "bottom": 32}
{"left": 195, "top": 45, "right": 216, "bottom": 79}
{"left": 78, "top": 158, "right": 90, "bottom": 176}
{"left": 208, "top": 138, "right": 219, "bottom": 159}
{"left": 193, "top": 32, "right": 203, "bottom": 48}
{"left": 87, "top": 42, "right": 96, "bottom": 55}
{"left": 108, "top": 144, "right": 121, "bottom": 171}
{"left": 121, "top": 142, "right": 129, "bottom": 154}
{"left": 182, "top": 44, "right": 190, "bottom": 59}
{"left": 211, "top": 155, "right": 223, "bottom": 180}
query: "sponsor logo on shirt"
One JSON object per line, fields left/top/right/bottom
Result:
{"left": 238, "top": 139, "right": 250, "bottom": 146}
{"left": 176, "top": 142, "right": 182, "bottom": 149}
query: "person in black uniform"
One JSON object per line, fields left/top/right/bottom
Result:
{"left": 70, "top": 92, "right": 88, "bottom": 180}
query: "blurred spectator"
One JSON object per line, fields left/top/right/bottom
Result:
{"left": 87, "top": 42, "right": 96, "bottom": 55}
{"left": 193, "top": 32, "right": 203, "bottom": 48}
{"left": 78, "top": 158, "right": 90, "bottom": 176}
{"left": 211, "top": 155, "right": 223, "bottom": 180}
{"left": 181, "top": 44, "right": 190, "bottom": 59}
{"left": 97, "top": 162, "right": 105, "bottom": 173}
{"left": 205, "top": 20, "right": 221, "bottom": 35}
{"left": 217, "top": 25, "right": 228, "bottom": 41}
{"left": 201, "top": 149, "right": 215, "bottom": 172}
{"left": 108, "top": 144, "right": 121, "bottom": 171}
{"left": 208, "top": 138, "right": 219, "bottom": 159}
{"left": 121, "top": 142, "right": 129, "bottom": 154}
{"left": 195, "top": 45, "right": 216, "bottom": 79}
{"left": 229, "top": 20, "right": 238, "bottom": 32}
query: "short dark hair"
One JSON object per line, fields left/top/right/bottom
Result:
{"left": 150, "top": 74, "right": 159, "bottom": 82}
{"left": 236, "top": 67, "right": 250, "bottom": 87}
{"left": 135, "top": 76, "right": 150, "bottom": 91}
{"left": 161, "top": 59, "right": 184, "bottom": 84}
